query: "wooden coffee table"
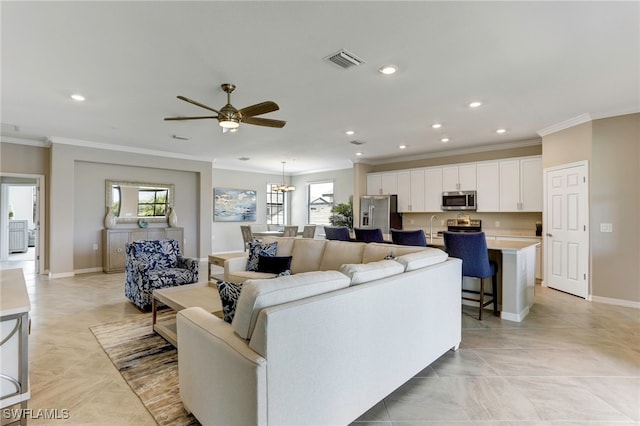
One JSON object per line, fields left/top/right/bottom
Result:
{"left": 152, "top": 282, "right": 222, "bottom": 346}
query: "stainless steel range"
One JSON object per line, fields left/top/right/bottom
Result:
{"left": 447, "top": 217, "right": 482, "bottom": 233}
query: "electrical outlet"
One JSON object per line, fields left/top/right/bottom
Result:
{"left": 409, "top": 219, "right": 414, "bottom": 225}
{"left": 92, "top": 243, "right": 98, "bottom": 251}
{"left": 495, "top": 221, "right": 500, "bottom": 228}
{"left": 600, "top": 223, "right": 613, "bottom": 233}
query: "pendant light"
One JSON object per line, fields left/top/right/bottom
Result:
{"left": 274, "top": 161, "right": 295, "bottom": 192}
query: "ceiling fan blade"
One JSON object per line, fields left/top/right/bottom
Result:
{"left": 177, "top": 95, "right": 222, "bottom": 115}
{"left": 164, "top": 116, "right": 218, "bottom": 121}
{"left": 242, "top": 116, "right": 287, "bottom": 128}
{"left": 238, "top": 101, "right": 280, "bottom": 118}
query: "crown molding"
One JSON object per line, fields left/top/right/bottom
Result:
{"left": 48, "top": 136, "right": 214, "bottom": 164}
{"left": 537, "top": 113, "right": 592, "bottom": 137}
{"left": 362, "top": 138, "right": 542, "bottom": 166}
{"left": 0, "top": 136, "right": 51, "bottom": 147}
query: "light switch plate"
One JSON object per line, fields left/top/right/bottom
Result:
{"left": 600, "top": 223, "right": 613, "bottom": 232}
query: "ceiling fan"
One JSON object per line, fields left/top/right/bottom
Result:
{"left": 164, "top": 83, "right": 286, "bottom": 130}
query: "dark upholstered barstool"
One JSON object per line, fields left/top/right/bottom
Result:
{"left": 323, "top": 226, "right": 352, "bottom": 241}
{"left": 442, "top": 231, "right": 498, "bottom": 320}
{"left": 354, "top": 228, "right": 384, "bottom": 243}
{"left": 390, "top": 229, "right": 427, "bottom": 246}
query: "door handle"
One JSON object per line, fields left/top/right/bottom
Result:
{"left": 546, "top": 233, "right": 553, "bottom": 237}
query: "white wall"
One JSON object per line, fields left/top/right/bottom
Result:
{"left": 8, "top": 186, "right": 35, "bottom": 228}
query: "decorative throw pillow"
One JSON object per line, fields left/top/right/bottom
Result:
{"left": 257, "top": 254, "right": 293, "bottom": 274}
{"left": 246, "top": 241, "right": 278, "bottom": 271}
{"left": 215, "top": 280, "right": 243, "bottom": 323}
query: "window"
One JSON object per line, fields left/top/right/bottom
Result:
{"left": 137, "top": 188, "right": 168, "bottom": 217}
{"left": 266, "top": 184, "right": 286, "bottom": 225}
{"left": 308, "top": 181, "right": 334, "bottom": 225}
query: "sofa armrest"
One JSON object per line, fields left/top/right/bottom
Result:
{"left": 177, "top": 307, "right": 267, "bottom": 425}
{"left": 177, "top": 256, "right": 199, "bottom": 274}
{"left": 224, "top": 255, "right": 249, "bottom": 281}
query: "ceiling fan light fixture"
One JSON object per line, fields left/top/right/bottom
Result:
{"left": 219, "top": 118, "right": 240, "bottom": 129}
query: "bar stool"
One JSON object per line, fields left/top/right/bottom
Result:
{"left": 442, "top": 231, "right": 498, "bottom": 320}
{"left": 354, "top": 227, "right": 384, "bottom": 243}
{"left": 390, "top": 229, "right": 427, "bottom": 246}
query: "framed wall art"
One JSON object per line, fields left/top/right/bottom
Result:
{"left": 213, "top": 187, "right": 257, "bottom": 222}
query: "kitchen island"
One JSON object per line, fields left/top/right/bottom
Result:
{"left": 427, "top": 237, "right": 539, "bottom": 322}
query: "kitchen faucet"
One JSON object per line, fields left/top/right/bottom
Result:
{"left": 429, "top": 215, "right": 438, "bottom": 244}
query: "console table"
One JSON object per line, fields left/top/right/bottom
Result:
{"left": 102, "top": 227, "right": 184, "bottom": 273}
{"left": 1, "top": 269, "right": 31, "bottom": 425}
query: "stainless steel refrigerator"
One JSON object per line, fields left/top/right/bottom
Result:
{"left": 359, "top": 195, "right": 402, "bottom": 234}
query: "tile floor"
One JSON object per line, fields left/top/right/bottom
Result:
{"left": 2, "top": 260, "right": 639, "bottom": 425}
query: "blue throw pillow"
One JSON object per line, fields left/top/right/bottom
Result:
{"left": 246, "top": 240, "right": 278, "bottom": 271}
{"left": 215, "top": 280, "right": 243, "bottom": 323}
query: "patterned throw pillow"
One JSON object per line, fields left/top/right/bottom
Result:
{"left": 257, "top": 255, "right": 293, "bottom": 274}
{"left": 215, "top": 280, "right": 243, "bottom": 323}
{"left": 246, "top": 241, "right": 278, "bottom": 271}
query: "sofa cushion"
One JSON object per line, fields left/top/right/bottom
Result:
{"left": 227, "top": 270, "right": 276, "bottom": 283}
{"left": 319, "top": 241, "right": 366, "bottom": 271}
{"left": 232, "top": 270, "right": 350, "bottom": 340}
{"left": 257, "top": 255, "right": 292, "bottom": 275}
{"left": 262, "top": 236, "right": 296, "bottom": 257}
{"left": 215, "top": 280, "right": 243, "bottom": 323}
{"left": 339, "top": 260, "right": 405, "bottom": 285}
{"left": 290, "top": 239, "right": 327, "bottom": 274}
{"left": 246, "top": 241, "right": 278, "bottom": 271}
{"left": 362, "top": 242, "right": 426, "bottom": 263}
{"left": 395, "top": 248, "right": 449, "bottom": 271}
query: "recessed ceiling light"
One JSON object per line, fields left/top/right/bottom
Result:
{"left": 496, "top": 128, "right": 507, "bottom": 134}
{"left": 432, "top": 123, "right": 442, "bottom": 129}
{"left": 441, "top": 137, "right": 450, "bottom": 143}
{"left": 379, "top": 65, "right": 397, "bottom": 75}
{"left": 399, "top": 145, "right": 407, "bottom": 150}
{"left": 355, "top": 152, "right": 363, "bottom": 156}
{"left": 345, "top": 130, "right": 355, "bottom": 135}
{"left": 70, "top": 94, "right": 85, "bottom": 101}
{"left": 468, "top": 101, "right": 482, "bottom": 108}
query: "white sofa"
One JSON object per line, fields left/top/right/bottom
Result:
{"left": 177, "top": 237, "right": 462, "bottom": 425}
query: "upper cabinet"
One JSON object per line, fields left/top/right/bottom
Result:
{"left": 366, "top": 172, "right": 398, "bottom": 195}
{"left": 499, "top": 156, "right": 542, "bottom": 212}
{"left": 396, "top": 169, "right": 425, "bottom": 212}
{"left": 366, "top": 155, "right": 542, "bottom": 213}
{"left": 442, "top": 164, "right": 476, "bottom": 191}
{"left": 475, "top": 161, "right": 500, "bottom": 212}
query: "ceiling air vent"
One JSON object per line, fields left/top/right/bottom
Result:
{"left": 324, "top": 49, "right": 365, "bottom": 70}
{"left": 350, "top": 140, "right": 366, "bottom": 145}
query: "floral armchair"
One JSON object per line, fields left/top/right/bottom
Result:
{"left": 124, "top": 239, "right": 199, "bottom": 310}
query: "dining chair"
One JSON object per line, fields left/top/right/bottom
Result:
{"left": 442, "top": 231, "right": 498, "bottom": 320}
{"left": 323, "top": 226, "right": 351, "bottom": 241}
{"left": 302, "top": 224, "right": 316, "bottom": 239}
{"left": 390, "top": 229, "right": 427, "bottom": 246}
{"left": 353, "top": 227, "right": 384, "bottom": 243}
{"left": 240, "top": 225, "right": 254, "bottom": 251}
{"left": 283, "top": 225, "right": 299, "bottom": 237}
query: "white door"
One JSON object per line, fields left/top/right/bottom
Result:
{"left": 544, "top": 161, "right": 589, "bottom": 298}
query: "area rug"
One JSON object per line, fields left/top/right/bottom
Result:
{"left": 90, "top": 311, "right": 200, "bottom": 426}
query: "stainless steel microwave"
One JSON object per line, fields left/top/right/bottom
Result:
{"left": 441, "top": 191, "right": 477, "bottom": 211}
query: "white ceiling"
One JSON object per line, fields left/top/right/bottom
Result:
{"left": 1, "top": 1, "right": 638, "bottom": 175}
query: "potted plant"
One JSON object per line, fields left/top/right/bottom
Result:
{"left": 329, "top": 196, "right": 353, "bottom": 229}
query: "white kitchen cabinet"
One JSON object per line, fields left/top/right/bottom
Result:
{"left": 442, "top": 163, "right": 476, "bottom": 191}
{"left": 366, "top": 172, "right": 398, "bottom": 195}
{"left": 397, "top": 169, "right": 426, "bottom": 212}
{"left": 499, "top": 156, "right": 542, "bottom": 212}
{"left": 424, "top": 167, "right": 443, "bottom": 211}
{"left": 475, "top": 161, "right": 500, "bottom": 212}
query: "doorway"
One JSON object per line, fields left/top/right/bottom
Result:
{"left": 543, "top": 161, "right": 589, "bottom": 298}
{"left": 0, "top": 174, "right": 45, "bottom": 275}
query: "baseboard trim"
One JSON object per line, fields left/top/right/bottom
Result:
{"left": 49, "top": 271, "right": 75, "bottom": 279}
{"left": 74, "top": 267, "right": 103, "bottom": 275}
{"left": 501, "top": 306, "right": 530, "bottom": 322}
{"left": 589, "top": 295, "right": 640, "bottom": 309}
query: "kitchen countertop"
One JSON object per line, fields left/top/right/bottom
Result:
{"left": 426, "top": 236, "right": 539, "bottom": 252}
